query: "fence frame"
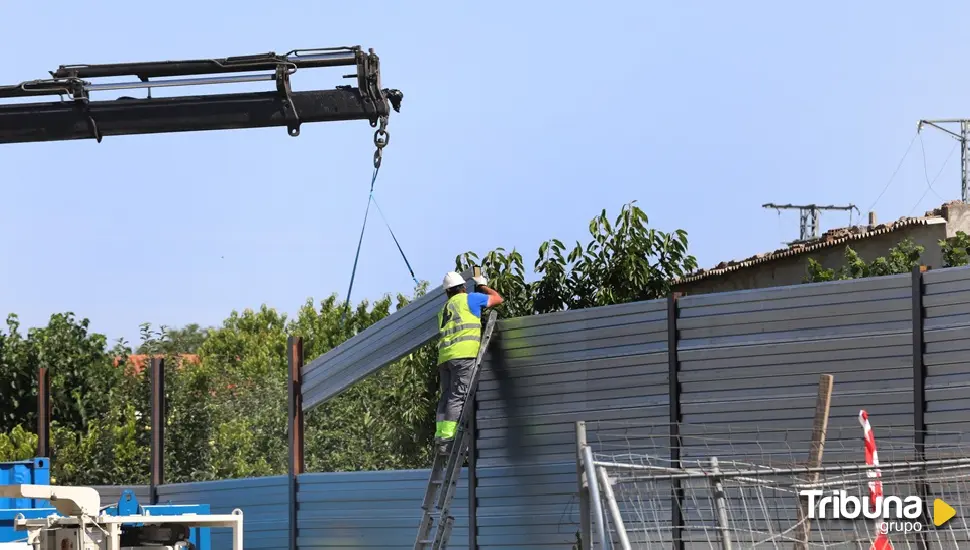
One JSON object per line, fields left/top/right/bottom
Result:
{"left": 572, "top": 265, "right": 935, "bottom": 549}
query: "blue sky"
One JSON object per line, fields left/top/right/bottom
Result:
{"left": 1, "top": 2, "right": 967, "bottom": 347}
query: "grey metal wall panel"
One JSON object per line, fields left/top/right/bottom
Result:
{"left": 671, "top": 275, "right": 917, "bottom": 544}
{"left": 297, "top": 468, "right": 468, "bottom": 549}
{"left": 474, "top": 299, "right": 668, "bottom": 548}
{"left": 301, "top": 268, "right": 475, "bottom": 411}
{"left": 92, "top": 485, "right": 150, "bottom": 506}
{"left": 923, "top": 266, "right": 970, "bottom": 453}
{"left": 157, "top": 476, "right": 288, "bottom": 550}
{"left": 678, "top": 274, "right": 915, "bottom": 464}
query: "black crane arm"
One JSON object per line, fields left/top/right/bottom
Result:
{"left": 0, "top": 46, "right": 403, "bottom": 144}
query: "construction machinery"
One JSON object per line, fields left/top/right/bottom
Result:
{"left": 0, "top": 46, "right": 401, "bottom": 144}
{"left": 1, "top": 458, "right": 232, "bottom": 550}
{"left": 0, "top": 484, "right": 241, "bottom": 550}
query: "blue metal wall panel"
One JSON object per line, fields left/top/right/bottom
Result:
{"left": 297, "top": 468, "right": 468, "bottom": 549}
{"left": 157, "top": 476, "right": 287, "bottom": 550}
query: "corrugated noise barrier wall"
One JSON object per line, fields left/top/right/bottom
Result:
{"left": 93, "top": 265, "right": 970, "bottom": 549}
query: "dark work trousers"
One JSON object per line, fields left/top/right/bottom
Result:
{"left": 437, "top": 358, "right": 476, "bottom": 426}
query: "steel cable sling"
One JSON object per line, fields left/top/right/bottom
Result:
{"left": 341, "top": 115, "right": 420, "bottom": 324}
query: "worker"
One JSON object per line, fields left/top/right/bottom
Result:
{"left": 434, "top": 271, "right": 504, "bottom": 453}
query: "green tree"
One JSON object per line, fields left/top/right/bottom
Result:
{"left": 941, "top": 231, "right": 970, "bottom": 268}
{"left": 0, "top": 425, "right": 38, "bottom": 462}
{"left": 805, "top": 239, "right": 925, "bottom": 282}
{"left": 51, "top": 402, "right": 149, "bottom": 485}
{"left": 136, "top": 323, "right": 211, "bottom": 355}
{"left": 805, "top": 232, "right": 970, "bottom": 284}
{"left": 0, "top": 313, "right": 122, "bottom": 436}
{"left": 0, "top": 315, "right": 37, "bottom": 435}
{"left": 455, "top": 200, "right": 698, "bottom": 315}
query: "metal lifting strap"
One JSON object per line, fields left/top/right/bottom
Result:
{"left": 340, "top": 118, "right": 420, "bottom": 324}
{"left": 370, "top": 195, "right": 420, "bottom": 285}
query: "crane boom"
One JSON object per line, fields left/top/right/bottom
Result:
{"left": 0, "top": 46, "right": 402, "bottom": 144}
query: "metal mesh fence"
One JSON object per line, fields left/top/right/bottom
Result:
{"left": 578, "top": 419, "right": 970, "bottom": 549}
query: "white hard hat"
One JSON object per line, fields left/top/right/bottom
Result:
{"left": 443, "top": 271, "right": 465, "bottom": 289}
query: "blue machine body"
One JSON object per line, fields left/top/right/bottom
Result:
{"left": 102, "top": 489, "right": 211, "bottom": 550}
{"left": 0, "top": 458, "right": 211, "bottom": 550}
{"left": 0, "top": 458, "right": 52, "bottom": 543}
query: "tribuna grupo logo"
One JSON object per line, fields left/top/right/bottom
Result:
{"left": 800, "top": 490, "right": 955, "bottom": 534}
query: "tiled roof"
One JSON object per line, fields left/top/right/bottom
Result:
{"left": 113, "top": 354, "right": 201, "bottom": 375}
{"left": 674, "top": 204, "right": 955, "bottom": 286}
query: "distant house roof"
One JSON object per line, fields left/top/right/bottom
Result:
{"left": 113, "top": 354, "right": 201, "bottom": 375}
{"left": 674, "top": 203, "right": 958, "bottom": 286}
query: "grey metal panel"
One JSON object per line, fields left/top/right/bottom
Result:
{"left": 923, "top": 266, "right": 970, "bottom": 450}
{"left": 666, "top": 277, "right": 919, "bottom": 545}
{"left": 472, "top": 299, "right": 668, "bottom": 548}
{"left": 678, "top": 274, "right": 912, "bottom": 349}
{"left": 157, "top": 476, "right": 288, "bottom": 550}
{"left": 474, "top": 270, "right": 970, "bottom": 547}
{"left": 923, "top": 264, "right": 970, "bottom": 285}
{"left": 679, "top": 272, "right": 912, "bottom": 308}
{"left": 297, "top": 468, "right": 468, "bottom": 549}
{"left": 92, "top": 485, "right": 150, "bottom": 506}
{"left": 677, "top": 275, "right": 915, "bottom": 467}
{"left": 301, "top": 268, "right": 476, "bottom": 411}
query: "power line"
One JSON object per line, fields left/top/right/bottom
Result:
{"left": 867, "top": 132, "right": 918, "bottom": 214}
{"left": 910, "top": 140, "right": 959, "bottom": 216}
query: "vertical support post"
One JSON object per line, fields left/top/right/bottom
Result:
{"left": 575, "top": 421, "right": 591, "bottom": 550}
{"left": 597, "top": 466, "right": 632, "bottom": 550}
{"left": 468, "top": 394, "right": 478, "bottom": 550}
{"left": 913, "top": 265, "right": 926, "bottom": 458}
{"left": 962, "top": 121, "right": 969, "bottom": 203}
{"left": 667, "top": 293, "right": 684, "bottom": 550}
{"left": 793, "top": 374, "right": 834, "bottom": 550}
{"left": 709, "top": 457, "right": 733, "bottom": 550}
{"left": 149, "top": 357, "right": 165, "bottom": 505}
{"left": 912, "top": 265, "right": 928, "bottom": 550}
{"left": 36, "top": 367, "right": 50, "bottom": 458}
{"left": 287, "top": 336, "right": 305, "bottom": 550}
{"left": 581, "top": 446, "right": 608, "bottom": 550}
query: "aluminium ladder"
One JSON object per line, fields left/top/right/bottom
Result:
{"left": 413, "top": 309, "right": 498, "bottom": 550}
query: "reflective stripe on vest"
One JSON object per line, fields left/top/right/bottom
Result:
{"left": 437, "top": 293, "right": 482, "bottom": 364}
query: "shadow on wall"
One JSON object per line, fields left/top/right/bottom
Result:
{"left": 489, "top": 328, "right": 527, "bottom": 462}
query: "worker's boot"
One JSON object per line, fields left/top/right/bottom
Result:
{"left": 434, "top": 436, "right": 454, "bottom": 455}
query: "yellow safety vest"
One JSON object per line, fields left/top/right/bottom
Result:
{"left": 437, "top": 293, "right": 482, "bottom": 364}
